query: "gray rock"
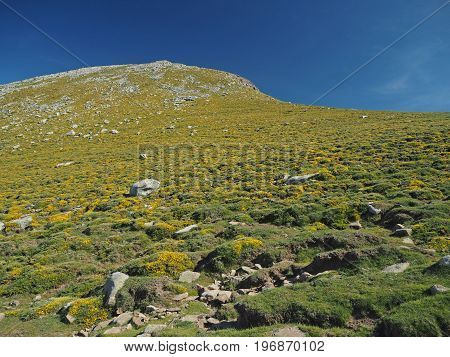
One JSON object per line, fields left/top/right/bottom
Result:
{"left": 179, "top": 270, "right": 200, "bottom": 283}
{"left": 438, "top": 255, "right": 450, "bottom": 267}
{"left": 66, "top": 129, "right": 76, "bottom": 136}
{"left": 367, "top": 204, "right": 381, "bottom": 215}
{"left": 142, "top": 324, "right": 166, "bottom": 336}
{"left": 201, "top": 290, "right": 220, "bottom": 302}
{"left": 10, "top": 215, "right": 33, "bottom": 231}
{"left": 174, "top": 224, "right": 198, "bottom": 235}
{"left": 394, "top": 228, "right": 412, "bottom": 237}
{"left": 65, "top": 314, "right": 76, "bottom": 324}
{"left": 93, "top": 319, "right": 113, "bottom": 331}
{"left": 214, "top": 291, "right": 232, "bottom": 304}
{"left": 402, "top": 237, "right": 414, "bottom": 245}
{"left": 103, "top": 271, "right": 129, "bottom": 306}
{"left": 110, "top": 129, "right": 119, "bottom": 134}
{"left": 33, "top": 294, "right": 42, "bottom": 302}
{"left": 129, "top": 179, "right": 160, "bottom": 197}
{"left": 393, "top": 224, "right": 405, "bottom": 230}
{"left": 103, "top": 325, "right": 131, "bottom": 335}
{"left": 272, "top": 327, "right": 306, "bottom": 337}
{"left": 113, "top": 311, "right": 133, "bottom": 326}
{"left": 298, "top": 272, "right": 313, "bottom": 282}
{"left": 237, "top": 266, "right": 256, "bottom": 275}
{"left": 173, "top": 292, "right": 189, "bottom": 301}
{"left": 284, "top": 173, "right": 319, "bottom": 185}
{"left": 430, "top": 284, "right": 449, "bottom": 295}
{"left": 0, "top": 313, "right": 5, "bottom": 322}
{"left": 132, "top": 312, "right": 149, "bottom": 327}
{"left": 0, "top": 222, "right": 5, "bottom": 233}
{"left": 382, "top": 262, "right": 410, "bottom": 273}
{"left": 349, "top": 221, "right": 362, "bottom": 230}
{"left": 55, "top": 161, "right": 74, "bottom": 168}
{"left": 206, "top": 317, "right": 220, "bottom": 325}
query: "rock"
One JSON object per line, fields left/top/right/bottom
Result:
{"left": 382, "top": 262, "right": 410, "bottom": 273}
{"left": 66, "top": 129, "right": 76, "bottom": 136}
{"left": 349, "top": 221, "right": 362, "bottom": 230}
{"left": 178, "top": 270, "right": 200, "bottom": 283}
{"left": 206, "top": 317, "right": 220, "bottom": 325}
{"left": 393, "top": 228, "right": 412, "bottom": 237}
{"left": 74, "top": 330, "right": 89, "bottom": 337}
{"left": 132, "top": 312, "right": 149, "bottom": 327}
{"left": 139, "top": 153, "right": 147, "bottom": 160}
{"left": 9, "top": 300, "right": 20, "bottom": 307}
{"left": 201, "top": 290, "right": 220, "bottom": 302}
{"left": 113, "top": 311, "right": 133, "bottom": 326}
{"left": 228, "top": 221, "right": 246, "bottom": 226}
{"left": 254, "top": 264, "right": 263, "bottom": 270}
{"left": 437, "top": 255, "right": 450, "bottom": 267}
{"left": 393, "top": 224, "right": 405, "bottom": 230}
{"left": 110, "top": 129, "right": 119, "bottom": 134}
{"left": 430, "top": 284, "right": 449, "bottom": 295}
{"left": 237, "top": 266, "right": 256, "bottom": 275}
{"left": 103, "top": 271, "right": 129, "bottom": 306}
{"left": 284, "top": 173, "right": 319, "bottom": 185}
{"left": 145, "top": 305, "right": 158, "bottom": 313}
{"left": 173, "top": 292, "right": 189, "bottom": 301}
{"left": 65, "top": 314, "right": 76, "bottom": 324}
{"left": 55, "top": 161, "right": 74, "bottom": 168}
{"left": 10, "top": 215, "right": 33, "bottom": 231}
{"left": 103, "top": 326, "right": 130, "bottom": 335}
{"left": 141, "top": 324, "right": 166, "bottom": 336}
{"left": 129, "top": 178, "right": 160, "bottom": 197}
{"left": 367, "top": 204, "right": 381, "bottom": 215}
{"left": 298, "top": 272, "right": 313, "bottom": 282}
{"left": 143, "top": 221, "right": 155, "bottom": 228}
{"left": 402, "top": 237, "right": 414, "bottom": 245}
{"left": 214, "top": 291, "right": 232, "bottom": 304}
{"left": 167, "top": 307, "right": 181, "bottom": 313}
{"left": 93, "top": 319, "right": 113, "bottom": 331}
{"left": 360, "top": 115, "right": 368, "bottom": 119}
{"left": 174, "top": 224, "right": 198, "bottom": 235}
{"left": 272, "top": 327, "right": 306, "bottom": 337}
{"left": 0, "top": 313, "right": 5, "bottom": 321}
{"left": 33, "top": 294, "right": 42, "bottom": 302}
{"left": 0, "top": 222, "right": 6, "bottom": 233}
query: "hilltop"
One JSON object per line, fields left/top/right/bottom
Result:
{"left": 0, "top": 61, "right": 448, "bottom": 337}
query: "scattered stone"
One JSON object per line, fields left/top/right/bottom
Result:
{"left": 104, "top": 325, "right": 130, "bottom": 335}
{"left": 55, "top": 161, "right": 74, "bottom": 168}
{"left": 0, "top": 313, "right": 5, "bottom": 322}
{"left": 284, "top": 173, "right": 319, "bottom": 185}
{"left": 66, "top": 129, "right": 76, "bottom": 136}
{"left": 437, "top": 255, "right": 450, "bottom": 267}
{"left": 174, "top": 224, "right": 198, "bottom": 235}
{"left": 74, "top": 330, "right": 89, "bottom": 337}
{"left": 254, "top": 264, "right": 263, "bottom": 270}
{"left": 167, "top": 307, "right": 181, "bottom": 313}
{"left": 139, "top": 153, "right": 147, "bottom": 160}
{"left": 113, "top": 311, "right": 133, "bottom": 326}
{"left": 228, "top": 221, "right": 246, "bottom": 226}
{"left": 65, "top": 314, "right": 76, "bottom": 324}
{"left": 394, "top": 228, "right": 412, "bottom": 237}
{"left": 382, "top": 262, "right": 410, "bottom": 273}
{"left": 129, "top": 178, "right": 160, "bottom": 197}
{"left": 367, "top": 204, "right": 381, "bottom": 215}
{"left": 103, "top": 271, "right": 129, "bottom": 306}
{"left": 93, "top": 319, "right": 113, "bottom": 331}
{"left": 214, "top": 291, "right": 232, "bottom": 304}
{"left": 132, "top": 312, "right": 149, "bottom": 327}
{"left": 430, "top": 284, "right": 449, "bottom": 295}
{"left": 10, "top": 215, "right": 33, "bottom": 231}
{"left": 349, "top": 221, "right": 362, "bottom": 230}
{"left": 206, "top": 317, "right": 220, "bottom": 325}
{"left": 173, "top": 292, "right": 189, "bottom": 301}
{"left": 9, "top": 300, "right": 20, "bottom": 307}
{"left": 179, "top": 270, "right": 200, "bottom": 283}
{"left": 33, "top": 294, "right": 42, "bottom": 302}
{"left": 110, "top": 129, "right": 119, "bottom": 134}
{"left": 0, "top": 222, "right": 5, "bottom": 233}
{"left": 393, "top": 224, "right": 405, "bottom": 230}
{"left": 272, "top": 327, "right": 306, "bottom": 337}
{"left": 141, "top": 324, "right": 166, "bottom": 336}
{"left": 360, "top": 115, "right": 368, "bottom": 119}
{"left": 402, "top": 237, "right": 414, "bottom": 245}
{"left": 237, "top": 266, "right": 256, "bottom": 275}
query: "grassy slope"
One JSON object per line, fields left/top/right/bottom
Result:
{"left": 0, "top": 61, "right": 448, "bottom": 336}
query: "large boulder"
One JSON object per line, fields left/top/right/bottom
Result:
{"left": 104, "top": 272, "right": 129, "bottom": 306}
{"left": 284, "top": 173, "right": 319, "bottom": 185}
{"left": 179, "top": 270, "right": 200, "bottom": 283}
{"left": 129, "top": 179, "right": 160, "bottom": 197}
{"left": 382, "top": 262, "right": 410, "bottom": 273}
{"left": 9, "top": 215, "right": 33, "bottom": 232}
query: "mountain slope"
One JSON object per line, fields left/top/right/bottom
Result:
{"left": 0, "top": 61, "right": 448, "bottom": 337}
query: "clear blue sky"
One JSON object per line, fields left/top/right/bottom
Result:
{"left": 1, "top": 0, "right": 449, "bottom": 111}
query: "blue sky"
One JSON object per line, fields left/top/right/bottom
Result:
{"left": 0, "top": 0, "right": 449, "bottom": 111}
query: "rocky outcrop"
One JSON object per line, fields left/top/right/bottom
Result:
{"left": 129, "top": 179, "right": 160, "bottom": 197}
{"left": 103, "top": 272, "right": 129, "bottom": 306}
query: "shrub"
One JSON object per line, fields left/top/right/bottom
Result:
{"left": 145, "top": 251, "right": 194, "bottom": 277}
{"left": 68, "top": 297, "right": 108, "bottom": 328}
{"left": 145, "top": 222, "right": 176, "bottom": 240}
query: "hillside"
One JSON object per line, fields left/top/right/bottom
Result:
{"left": 0, "top": 61, "right": 448, "bottom": 337}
